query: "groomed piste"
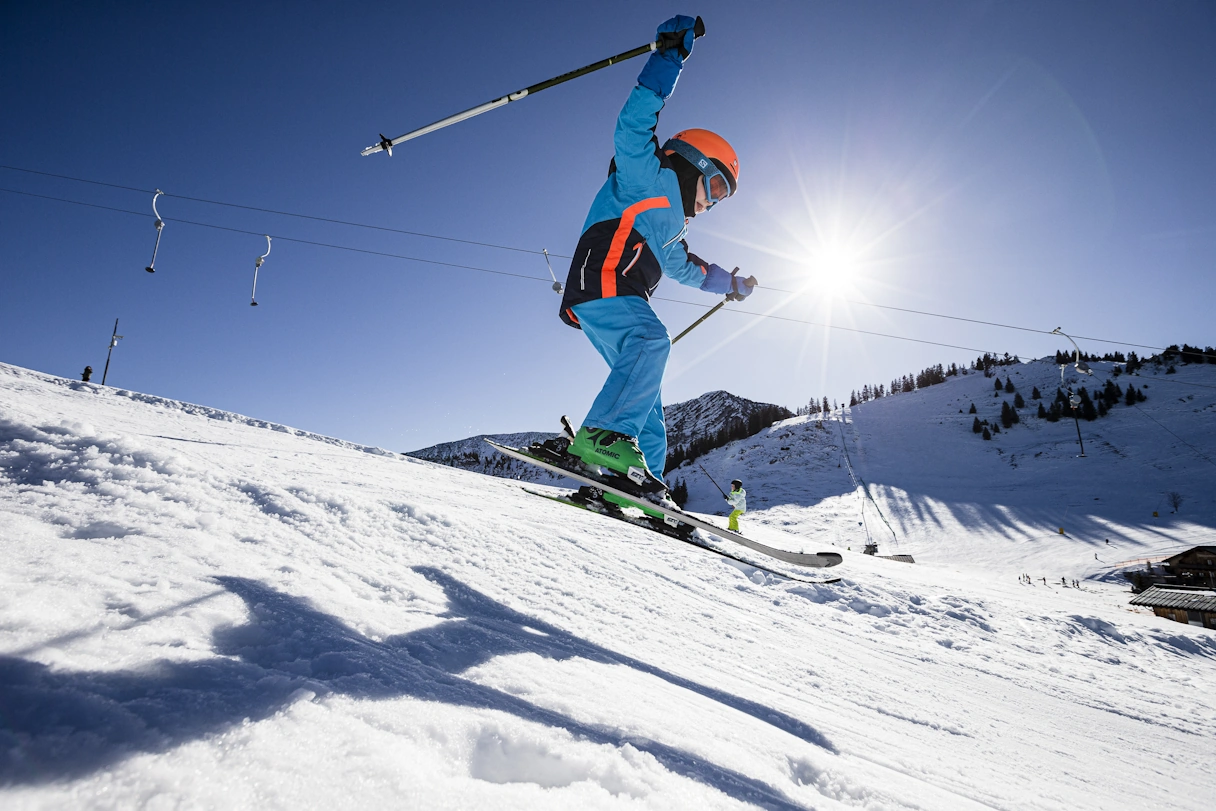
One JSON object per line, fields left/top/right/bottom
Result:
{"left": 2, "top": 359, "right": 1215, "bottom": 809}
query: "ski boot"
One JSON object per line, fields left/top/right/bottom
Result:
{"left": 568, "top": 426, "right": 667, "bottom": 494}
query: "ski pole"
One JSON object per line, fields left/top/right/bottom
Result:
{"left": 671, "top": 273, "right": 757, "bottom": 344}
{"left": 697, "top": 462, "right": 727, "bottom": 497}
{"left": 362, "top": 17, "right": 705, "bottom": 157}
{"left": 671, "top": 301, "right": 725, "bottom": 345}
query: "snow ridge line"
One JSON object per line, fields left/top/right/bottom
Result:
{"left": 2, "top": 362, "right": 402, "bottom": 460}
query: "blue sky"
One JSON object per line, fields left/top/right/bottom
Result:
{"left": 3, "top": 1, "right": 1214, "bottom": 452}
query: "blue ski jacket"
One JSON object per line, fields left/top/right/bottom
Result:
{"left": 559, "top": 84, "right": 710, "bottom": 328}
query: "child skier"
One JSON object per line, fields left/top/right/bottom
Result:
{"left": 725, "top": 479, "right": 746, "bottom": 532}
{"left": 560, "top": 14, "right": 753, "bottom": 500}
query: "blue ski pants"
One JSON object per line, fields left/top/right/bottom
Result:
{"left": 571, "top": 296, "right": 670, "bottom": 473}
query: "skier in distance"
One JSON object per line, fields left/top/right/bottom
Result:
{"left": 560, "top": 14, "right": 752, "bottom": 500}
{"left": 726, "top": 479, "right": 746, "bottom": 532}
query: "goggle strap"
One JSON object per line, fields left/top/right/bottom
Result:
{"left": 665, "top": 138, "right": 730, "bottom": 202}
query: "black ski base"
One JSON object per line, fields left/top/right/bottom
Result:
{"left": 523, "top": 487, "right": 841, "bottom": 586}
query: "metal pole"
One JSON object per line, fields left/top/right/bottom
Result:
{"left": 671, "top": 274, "right": 757, "bottom": 345}
{"left": 671, "top": 301, "right": 725, "bottom": 344}
{"left": 101, "top": 318, "right": 119, "bottom": 386}
{"left": 362, "top": 18, "right": 704, "bottom": 156}
{"left": 697, "top": 462, "right": 727, "bottom": 497}
{"left": 1071, "top": 407, "right": 1086, "bottom": 457}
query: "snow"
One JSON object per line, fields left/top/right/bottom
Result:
{"left": 2, "top": 359, "right": 1214, "bottom": 809}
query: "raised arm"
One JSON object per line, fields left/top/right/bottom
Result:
{"left": 612, "top": 15, "right": 698, "bottom": 189}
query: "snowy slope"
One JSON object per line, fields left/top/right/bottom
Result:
{"left": 2, "top": 360, "right": 1215, "bottom": 810}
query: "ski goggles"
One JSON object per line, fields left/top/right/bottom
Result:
{"left": 663, "top": 138, "right": 734, "bottom": 209}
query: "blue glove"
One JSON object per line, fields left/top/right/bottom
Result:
{"left": 700, "top": 265, "right": 758, "bottom": 298}
{"left": 637, "top": 15, "right": 697, "bottom": 99}
{"left": 656, "top": 15, "right": 698, "bottom": 58}
{"left": 699, "top": 263, "right": 736, "bottom": 295}
{"left": 726, "top": 273, "right": 757, "bottom": 301}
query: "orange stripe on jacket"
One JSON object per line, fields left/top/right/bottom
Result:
{"left": 600, "top": 197, "right": 670, "bottom": 298}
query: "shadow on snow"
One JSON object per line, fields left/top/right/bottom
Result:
{"left": 0, "top": 567, "right": 832, "bottom": 808}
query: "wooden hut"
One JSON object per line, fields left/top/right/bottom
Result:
{"left": 1129, "top": 586, "right": 1216, "bottom": 630}
{"left": 1124, "top": 545, "right": 1216, "bottom": 593}
{"left": 1161, "top": 546, "right": 1216, "bottom": 588}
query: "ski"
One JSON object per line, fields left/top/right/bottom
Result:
{"left": 522, "top": 487, "right": 841, "bottom": 585}
{"left": 487, "top": 439, "right": 843, "bottom": 569}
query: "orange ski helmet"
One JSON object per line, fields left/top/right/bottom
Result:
{"left": 663, "top": 128, "right": 739, "bottom": 203}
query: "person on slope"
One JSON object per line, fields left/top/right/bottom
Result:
{"left": 560, "top": 14, "right": 753, "bottom": 500}
{"left": 725, "top": 479, "right": 746, "bottom": 532}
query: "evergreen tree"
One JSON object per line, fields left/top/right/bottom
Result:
{"left": 1014, "top": 392, "right": 1026, "bottom": 408}
{"left": 968, "top": 402, "right": 977, "bottom": 414}
{"left": 1037, "top": 403, "right": 1047, "bottom": 419}
{"left": 670, "top": 478, "right": 689, "bottom": 507}
{"left": 982, "top": 426, "right": 992, "bottom": 440}
{"left": 1078, "top": 387, "right": 1097, "bottom": 421}
{"left": 1005, "top": 378, "right": 1016, "bottom": 393}
{"left": 1000, "top": 401, "right": 1014, "bottom": 428}
{"left": 994, "top": 376, "right": 1003, "bottom": 391}
{"left": 1031, "top": 386, "right": 1041, "bottom": 399}
{"left": 973, "top": 416, "right": 983, "bottom": 433}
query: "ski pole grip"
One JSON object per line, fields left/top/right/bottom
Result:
{"left": 657, "top": 16, "right": 706, "bottom": 55}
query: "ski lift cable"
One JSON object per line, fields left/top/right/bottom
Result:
{"left": 0, "top": 187, "right": 548, "bottom": 284}
{"left": 0, "top": 165, "right": 566, "bottom": 259}
{"left": 5, "top": 185, "right": 1214, "bottom": 377}
{"left": 0, "top": 167, "right": 1179, "bottom": 353}
{"left": 1126, "top": 403, "right": 1216, "bottom": 469}
{"left": 654, "top": 295, "right": 1013, "bottom": 355}
{"left": 756, "top": 282, "right": 1166, "bottom": 352}
{"left": 2, "top": 187, "right": 1010, "bottom": 353}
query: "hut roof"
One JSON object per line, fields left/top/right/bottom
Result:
{"left": 1130, "top": 586, "right": 1216, "bottom": 613}
{"left": 1162, "top": 546, "right": 1216, "bottom": 567}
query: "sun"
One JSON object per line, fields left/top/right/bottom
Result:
{"left": 807, "top": 240, "right": 861, "bottom": 297}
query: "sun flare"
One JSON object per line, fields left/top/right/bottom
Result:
{"left": 806, "top": 241, "right": 861, "bottom": 297}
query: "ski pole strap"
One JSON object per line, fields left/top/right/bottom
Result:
{"left": 725, "top": 271, "right": 757, "bottom": 302}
